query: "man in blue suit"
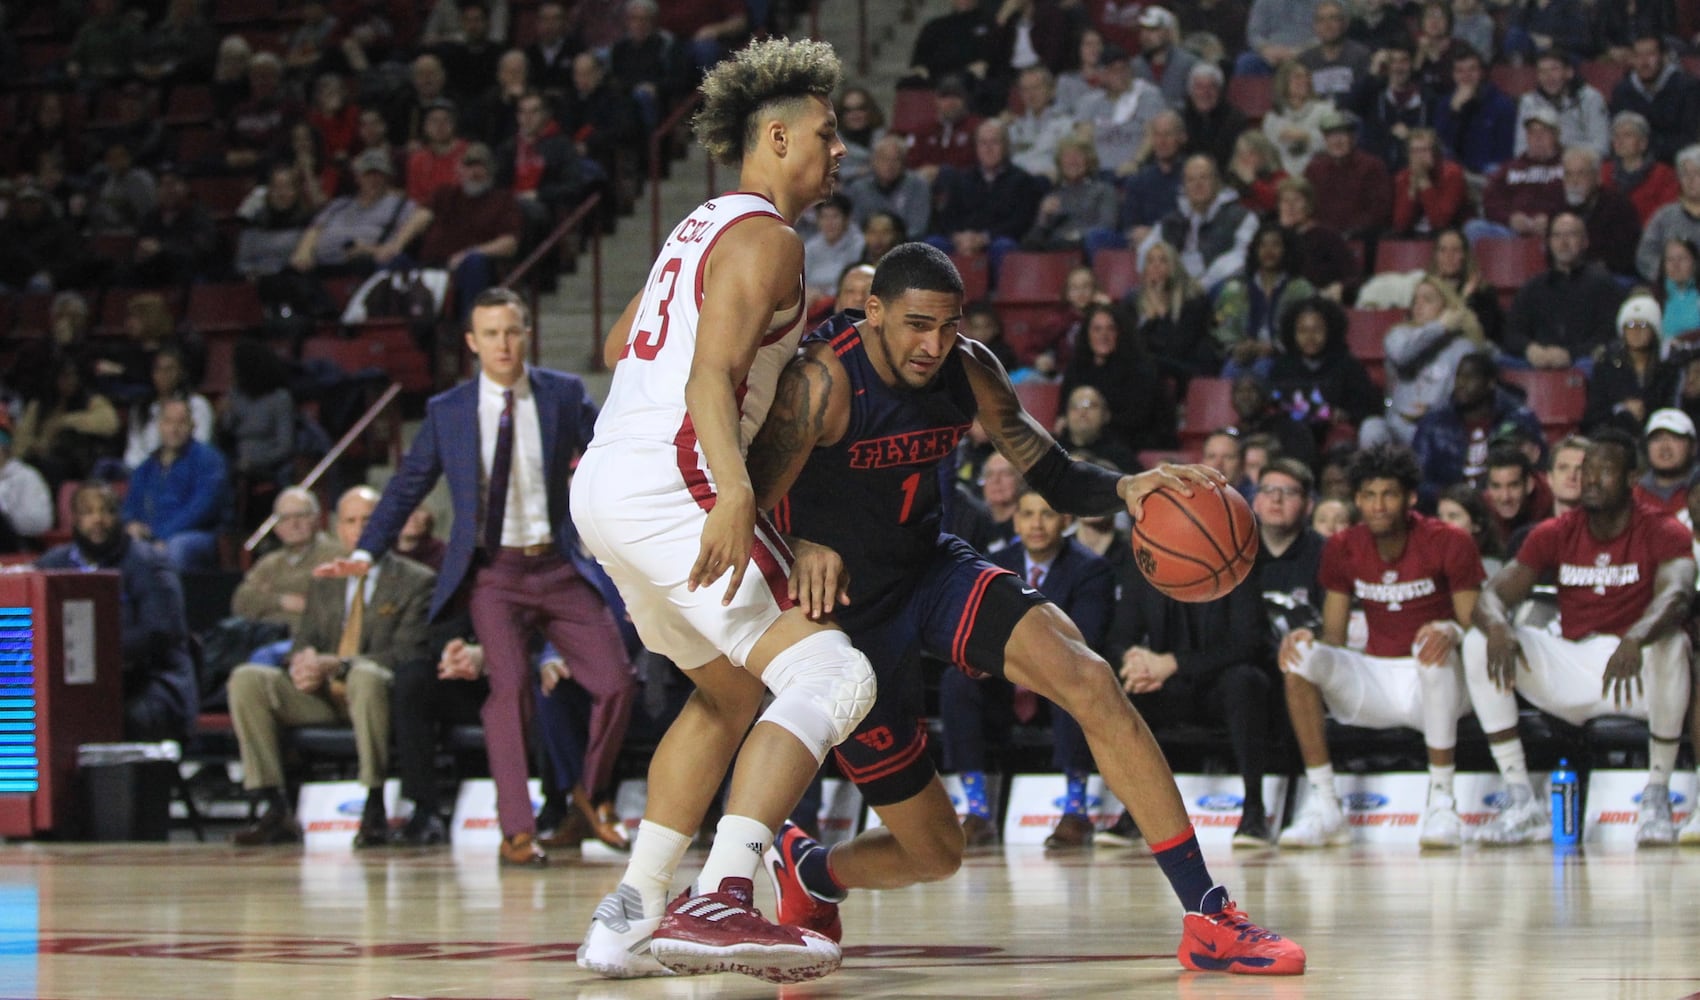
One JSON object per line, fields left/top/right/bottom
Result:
{"left": 318, "top": 287, "right": 635, "bottom": 865}
{"left": 938, "top": 485, "right": 1116, "bottom": 849}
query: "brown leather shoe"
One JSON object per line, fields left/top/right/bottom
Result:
{"left": 573, "top": 785, "right": 631, "bottom": 851}
{"left": 499, "top": 832, "right": 548, "bottom": 867}
{"left": 1044, "top": 812, "right": 1095, "bottom": 850}
{"left": 231, "top": 809, "right": 302, "bottom": 846}
{"left": 537, "top": 804, "right": 592, "bottom": 849}
{"left": 961, "top": 813, "right": 998, "bottom": 847}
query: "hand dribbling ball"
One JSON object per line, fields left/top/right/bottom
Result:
{"left": 1131, "top": 484, "right": 1258, "bottom": 602}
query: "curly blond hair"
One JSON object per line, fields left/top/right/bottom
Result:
{"left": 694, "top": 37, "right": 842, "bottom": 166}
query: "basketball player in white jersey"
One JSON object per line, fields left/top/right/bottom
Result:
{"left": 1464, "top": 430, "right": 1698, "bottom": 847}
{"left": 569, "top": 39, "right": 875, "bottom": 984}
{"left": 1277, "top": 445, "right": 1485, "bottom": 850}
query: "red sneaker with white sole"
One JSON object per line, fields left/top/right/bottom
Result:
{"left": 1177, "top": 886, "right": 1306, "bottom": 976}
{"left": 648, "top": 876, "right": 841, "bottom": 984}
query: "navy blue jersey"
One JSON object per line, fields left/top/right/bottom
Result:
{"left": 775, "top": 314, "right": 980, "bottom": 626}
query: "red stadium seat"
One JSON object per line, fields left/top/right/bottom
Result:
{"left": 1013, "top": 379, "right": 1062, "bottom": 425}
{"left": 1226, "top": 75, "right": 1274, "bottom": 123}
{"left": 1578, "top": 60, "right": 1625, "bottom": 97}
{"left": 186, "top": 282, "right": 264, "bottom": 334}
{"left": 200, "top": 333, "right": 237, "bottom": 396}
{"left": 1501, "top": 368, "right": 1586, "bottom": 432}
{"left": 1092, "top": 248, "right": 1139, "bottom": 298}
{"left": 1180, "top": 377, "right": 1236, "bottom": 448}
{"left": 1346, "top": 308, "right": 1402, "bottom": 365}
{"left": 1490, "top": 65, "right": 1536, "bottom": 97}
{"left": 189, "top": 175, "right": 254, "bottom": 219}
{"left": 1475, "top": 236, "right": 1547, "bottom": 291}
{"left": 950, "top": 253, "right": 989, "bottom": 303}
{"left": 164, "top": 85, "right": 215, "bottom": 126}
{"left": 1374, "top": 238, "right": 1435, "bottom": 274}
{"left": 95, "top": 287, "right": 182, "bottom": 336}
{"left": 890, "top": 88, "right": 936, "bottom": 137}
{"left": 995, "top": 250, "right": 1082, "bottom": 305}
{"left": 996, "top": 303, "right": 1072, "bottom": 366}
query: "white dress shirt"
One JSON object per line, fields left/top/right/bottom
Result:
{"left": 479, "top": 370, "right": 552, "bottom": 548}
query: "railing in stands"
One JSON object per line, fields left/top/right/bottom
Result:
{"left": 498, "top": 191, "right": 605, "bottom": 370}
{"left": 243, "top": 381, "right": 402, "bottom": 553}
{"left": 650, "top": 92, "right": 713, "bottom": 259}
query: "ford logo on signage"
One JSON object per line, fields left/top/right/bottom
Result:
{"left": 1342, "top": 792, "right": 1389, "bottom": 812}
{"left": 1195, "top": 793, "right": 1243, "bottom": 812}
{"left": 1484, "top": 790, "right": 1512, "bottom": 809}
{"left": 1631, "top": 788, "right": 1678, "bottom": 806}
{"left": 337, "top": 799, "right": 366, "bottom": 817}
{"left": 1050, "top": 795, "right": 1104, "bottom": 811}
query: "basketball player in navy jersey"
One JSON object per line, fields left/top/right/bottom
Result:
{"left": 746, "top": 242, "right": 1307, "bottom": 976}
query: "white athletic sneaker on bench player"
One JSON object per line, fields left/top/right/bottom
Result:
{"left": 1278, "top": 792, "right": 1349, "bottom": 848}
{"left": 1475, "top": 791, "right": 1550, "bottom": 846}
{"left": 1637, "top": 785, "right": 1676, "bottom": 847}
{"left": 1418, "top": 790, "right": 1463, "bottom": 849}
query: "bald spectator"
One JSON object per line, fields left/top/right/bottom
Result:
{"left": 1139, "top": 154, "right": 1258, "bottom": 290}
{"left": 232, "top": 488, "right": 343, "bottom": 632}
{"left": 845, "top": 134, "right": 932, "bottom": 239}
{"left": 474, "top": 49, "right": 531, "bottom": 150}
{"left": 1504, "top": 211, "right": 1625, "bottom": 370}
{"left": 927, "top": 119, "right": 1045, "bottom": 278}
{"left": 1119, "top": 110, "right": 1188, "bottom": 245}
{"left": 1562, "top": 145, "right": 1642, "bottom": 279}
{"left": 122, "top": 399, "right": 228, "bottom": 572}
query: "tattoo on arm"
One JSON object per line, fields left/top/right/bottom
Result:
{"left": 970, "top": 352, "right": 1055, "bottom": 471}
{"left": 748, "top": 355, "right": 835, "bottom": 508}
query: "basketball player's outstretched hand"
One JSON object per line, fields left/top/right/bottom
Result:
{"left": 788, "top": 539, "right": 850, "bottom": 620}
{"left": 1122, "top": 463, "right": 1227, "bottom": 520}
{"left": 692, "top": 493, "right": 755, "bottom": 605}
{"left": 1602, "top": 638, "right": 1646, "bottom": 708}
{"left": 1483, "top": 627, "right": 1523, "bottom": 692}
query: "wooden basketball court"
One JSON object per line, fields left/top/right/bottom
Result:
{"left": 1, "top": 840, "right": 1696, "bottom": 998}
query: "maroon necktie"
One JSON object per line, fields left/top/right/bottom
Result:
{"left": 484, "top": 389, "right": 514, "bottom": 552}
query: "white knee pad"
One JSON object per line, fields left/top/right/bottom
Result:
{"left": 757, "top": 630, "right": 877, "bottom": 765}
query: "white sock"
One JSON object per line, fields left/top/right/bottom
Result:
{"left": 695, "top": 814, "right": 774, "bottom": 894}
{"left": 1429, "top": 764, "right": 1456, "bottom": 800}
{"left": 1305, "top": 763, "right": 1336, "bottom": 800}
{"left": 621, "top": 820, "right": 692, "bottom": 917}
{"left": 1489, "top": 740, "right": 1533, "bottom": 796}
{"left": 1649, "top": 738, "right": 1679, "bottom": 789}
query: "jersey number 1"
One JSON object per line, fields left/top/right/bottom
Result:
{"left": 622, "top": 257, "right": 683, "bottom": 361}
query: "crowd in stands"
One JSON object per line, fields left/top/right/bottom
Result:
{"left": 8, "top": 0, "right": 1700, "bottom": 853}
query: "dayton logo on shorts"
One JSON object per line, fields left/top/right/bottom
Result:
{"left": 1355, "top": 571, "right": 1435, "bottom": 612}
{"left": 1559, "top": 553, "right": 1640, "bottom": 596}
{"left": 855, "top": 726, "right": 896, "bottom": 752}
{"left": 845, "top": 425, "right": 970, "bottom": 469}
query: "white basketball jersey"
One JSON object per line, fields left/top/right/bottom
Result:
{"left": 592, "top": 192, "right": 807, "bottom": 464}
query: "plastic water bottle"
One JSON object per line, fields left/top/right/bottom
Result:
{"left": 1550, "top": 759, "right": 1580, "bottom": 846}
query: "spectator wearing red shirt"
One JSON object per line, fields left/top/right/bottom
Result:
{"left": 1277, "top": 444, "right": 1485, "bottom": 850}
{"left": 1601, "top": 110, "right": 1679, "bottom": 228}
{"left": 1303, "top": 108, "right": 1391, "bottom": 239}
{"left": 406, "top": 99, "right": 470, "bottom": 204}
{"left": 414, "top": 144, "right": 521, "bottom": 325}
{"left": 1467, "top": 107, "right": 1566, "bottom": 242}
{"left": 1465, "top": 430, "right": 1698, "bottom": 847}
{"left": 307, "top": 73, "right": 362, "bottom": 165}
{"left": 494, "top": 91, "right": 594, "bottom": 251}
{"left": 1392, "top": 127, "right": 1468, "bottom": 235}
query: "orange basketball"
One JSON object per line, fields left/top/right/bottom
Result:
{"left": 1130, "top": 484, "right": 1259, "bottom": 602}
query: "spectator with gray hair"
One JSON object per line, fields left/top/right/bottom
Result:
{"left": 1636, "top": 144, "right": 1700, "bottom": 281}
{"left": 1562, "top": 144, "right": 1641, "bottom": 278}
{"left": 1180, "top": 62, "right": 1247, "bottom": 171}
{"left": 1602, "top": 111, "right": 1678, "bottom": 227}
{"left": 845, "top": 134, "right": 931, "bottom": 238}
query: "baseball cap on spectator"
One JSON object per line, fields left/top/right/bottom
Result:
{"left": 1617, "top": 295, "right": 1662, "bottom": 338}
{"left": 1646, "top": 408, "right": 1696, "bottom": 440}
{"left": 462, "top": 142, "right": 494, "bottom": 167}
{"left": 353, "top": 149, "right": 395, "bottom": 176}
{"left": 935, "top": 74, "right": 970, "bottom": 99}
{"left": 1319, "top": 108, "right": 1359, "bottom": 133}
{"left": 1137, "top": 6, "right": 1176, "bottom": 30}
{"left": 1523, "top": 106, "right": 1561, "bottom": 132}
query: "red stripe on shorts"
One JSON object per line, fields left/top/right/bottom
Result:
{"left": 833, "top": 721, "right": 929, "bottom": 784}
{"left": 752, "top": 515, "right": 796, "bottom": 612}
{"left": 951, "top": 567, "right": 1006, "bottom": 668}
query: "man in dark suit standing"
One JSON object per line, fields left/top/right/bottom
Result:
{"left": 937, "top": 486, "right": 1115, "bottom": 848}
{"left": 227, "top": 486, "right": 434, "bottom": 846}
{"left": 319, "top": 287, "right": 635, "bottom": 866}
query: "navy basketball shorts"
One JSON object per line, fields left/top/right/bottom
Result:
{"left": 832, "top": 535, "right": 1049, "bottom": 807}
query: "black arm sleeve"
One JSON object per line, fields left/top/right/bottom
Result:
{"left": 1025, "top": 443, "right": 1124, "bottom": 519}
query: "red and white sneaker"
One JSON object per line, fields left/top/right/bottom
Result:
{"left": 765, "top": 821, "right": 844, "bottom": 942}
{"left": 649, "top": 876, "right": 841, "bottom": 983}
{"left": 1177, "top": 886, "right": 1306, "bottom": 976}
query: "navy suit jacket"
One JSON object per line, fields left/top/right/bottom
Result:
{"left": 990, "top": 538, "right": 1114, "bottom": 654}
{"left": 357, "top": 367, "right": 627, "bottom": 629}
